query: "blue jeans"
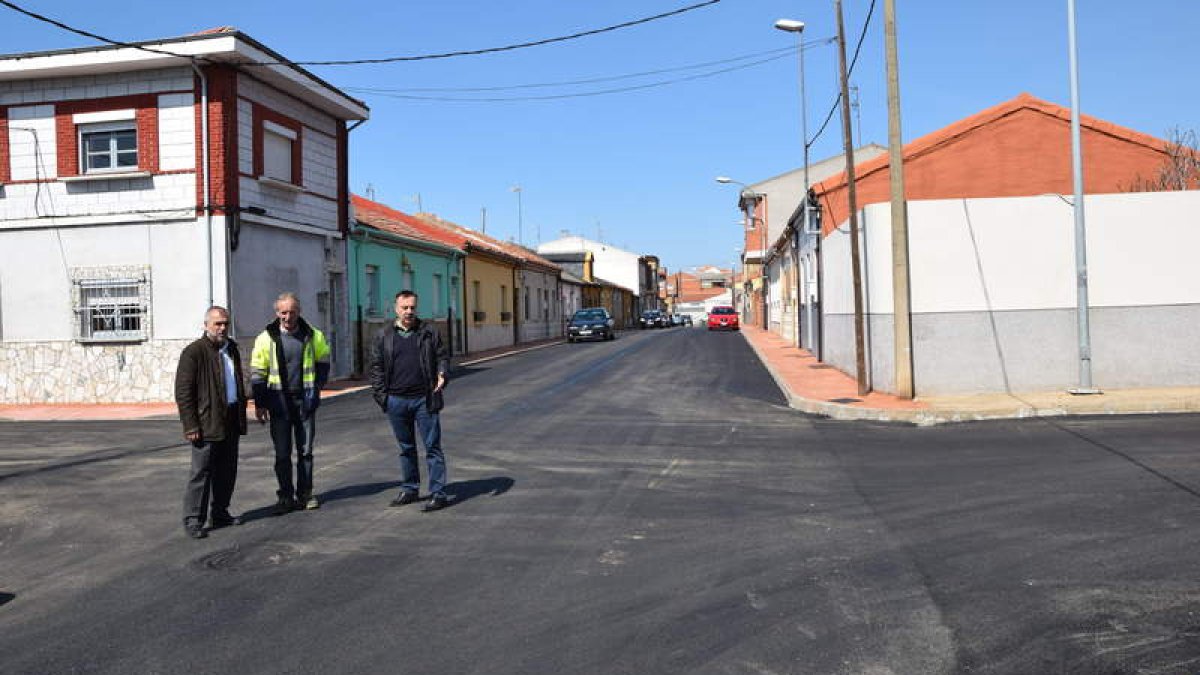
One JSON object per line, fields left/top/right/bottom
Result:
{"left": 385, "top": 395, "right": 446, "bottom": 497}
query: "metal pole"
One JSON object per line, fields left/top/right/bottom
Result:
{"left": 1066, "top": 0, "right": 1097, "bottom": 393}
{"left": 835, "top": 0, "right": 869, "bottom": 395}
{"left": 798, "top": 27, "right": 810, "bottom": 349}
{"left": 884, "top": 0, "right": 914, "bottom": 399}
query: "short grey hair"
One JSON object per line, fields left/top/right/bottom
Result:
{"left": 274, "top": 292, "right": 301, "bottom": 311}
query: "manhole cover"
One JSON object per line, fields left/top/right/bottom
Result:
{"left": 827, "top": 397, "right": 863, "bottom": 404}
{"left": 193, "top": 543, "right": 296, "bottom": 571}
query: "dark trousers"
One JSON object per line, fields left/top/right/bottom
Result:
{"left": 182, "top": 406, "right": 240, "bottom": 527}
{"left": 269, "top": 393, "right": 316, "bottom": 500}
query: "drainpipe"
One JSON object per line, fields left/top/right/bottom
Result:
{"left": 190, "top": 62, "right": 213, "bottom": 311}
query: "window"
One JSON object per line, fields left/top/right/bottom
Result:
{"left": 71, "top": 267, "right": 150, "bottom": 342}
{"left": 402, "top": 268, "right": 414, "bottom": 294}
{"left": 524, "top": 287, "right": 530, "bottom": 320}
{"left": 472, "top": 281, "right": 481, "bottom": 311}
{"left": 262, "top": 123, "right": 295, "bottom": 183}
{"left": 80, "top": 122, "right": 137, "bottom": 174}
{"left": 500, "top": 285, "right": 507, "bottom": 312}
{"left": 364, "top": 265, "right": 380, "bottom": 316}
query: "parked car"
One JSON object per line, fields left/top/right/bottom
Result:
{"left": 567, "top": 307, "right": 615, "bottom": 342}
{"left": 681, "top": 315, "right": 694, "bottom": 326}
{"left": 639, "top": 310, "right": 666, "bottom": 329}
{"left": 707, "top": 306, "right": 739, "bottom": 331}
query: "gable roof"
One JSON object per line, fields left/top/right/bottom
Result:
{"left": 351, "top": 195, "right": 463, "bottom": 252}
{"left": 415, "top": 214, "right": 562, "bottom": 274}
{"left": 813, "top": 93, "right": 1169, "bottom": 196}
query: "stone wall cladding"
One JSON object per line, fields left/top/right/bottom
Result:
{"left": 0, "top": 339, "right": 192, "bottom": 403}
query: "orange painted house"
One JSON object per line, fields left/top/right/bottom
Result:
{"left": 813, "top": 93, "right": 1175, "bottom": 233}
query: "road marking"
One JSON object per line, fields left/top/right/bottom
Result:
{"left": 647, "top": 458, "right": 683, "bottom": 488}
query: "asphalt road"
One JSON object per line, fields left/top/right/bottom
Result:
{"left": 2, "top": 326, "right": 1199, "bottom": 674}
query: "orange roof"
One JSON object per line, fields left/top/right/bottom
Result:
{"left": 413, "top": 213, "right": 562, "bottom": 274}
{"left": 352, "top": 194, "right": 465, "bottom": 251}
{"left": 813, "top": 92, "right": 1170, "bottom": 195}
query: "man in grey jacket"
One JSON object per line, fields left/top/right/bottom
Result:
{"left": 175, "top": 306, "right": 248, "bottom": 539}
{"left": 369, "top": 290, "right": 450, "bottom": 512}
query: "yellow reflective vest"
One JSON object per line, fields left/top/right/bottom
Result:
{"left": 250, "top": 320, "right": 330, "bottom": 392}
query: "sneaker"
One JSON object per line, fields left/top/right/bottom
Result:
{"left": 302, "top": 495, "right": 320, "bottom": 510}
{"left": 273, "top": 496, "right": 295, "bottom": 516}
{"left": 185, "top": 524, "right": 207, "bottom": 539}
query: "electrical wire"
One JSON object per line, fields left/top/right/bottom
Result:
{"left": 0, "top": 0, "right": 722, "bottom": 66}
{"left": 346, "top": 50, "right": 796, "bottom": 102}
{"left": 807, "top": 0, "right": 876, "bottom": 151}
{"left": 346, "top": 38, "right": 834, "bottom": 94}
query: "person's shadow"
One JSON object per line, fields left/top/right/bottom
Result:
{"left": 444, "top": 476, "right": 515, "bottom": 508}
{"left": 238, "top": 481, "right": 403, "bottom": 523}
{"left": 0, "top": 592, "right": 14, "bottom": 608}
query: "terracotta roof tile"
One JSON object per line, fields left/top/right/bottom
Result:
{"left": 351, "top": 194, "right": 464, "bottom": 251}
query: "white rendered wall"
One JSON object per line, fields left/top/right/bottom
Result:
{"left": 820, "top": 190, "right": 1200, "bottom": 393}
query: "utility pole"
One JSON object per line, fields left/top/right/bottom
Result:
{"left": 884, "top": 0, "right": 914, "bottom": 398}
{"left": 480, "top": 206, "right": 487, "bottom": 234}
{"left": 835, "top": 0, "right": 869, "bottom": 395}
{"left": 1066, "top": 0, "right": 1097, "bottom": 394}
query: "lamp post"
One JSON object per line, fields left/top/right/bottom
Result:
{"left": 510, "top": 184, "right": 523, "bottom": 246}
{"left": 774, "top": 18, "right": 810, "bottom": 351}
{"left": 716, "top": 176, "right": 768, "bottom": 329}
{"left": 1066, "top": 0, "right": 1097, "bottom": 394}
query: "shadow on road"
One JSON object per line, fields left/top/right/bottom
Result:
{"left": 0, "top": 592, "right": 13, "bottom": 608}
{"left": 446, "top": 476, "right": 515, "bottom": 507}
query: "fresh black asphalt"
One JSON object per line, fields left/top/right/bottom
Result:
{"left": 2, "top": 326, "right": 1199, "bottom": 674}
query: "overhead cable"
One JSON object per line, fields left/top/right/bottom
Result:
{"left": 807, "top": 0, "right": 876, "bottom": 150}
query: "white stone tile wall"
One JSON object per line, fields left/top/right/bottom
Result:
{"left": 157, "top": 92, "right": 196, "bottom": 171}
{"left": 6, "top": 105, "right": 56, "bottom": 182}
{"left": 237, "top": 75, "right": 337, "bottom": 136}
{"left": 0, "top": 68, "right": 193, "bottom": 106}
{"left": 0, "top": 174, "right": 196, "bottom": 224}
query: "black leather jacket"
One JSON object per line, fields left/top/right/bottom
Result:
{"left": 368, "top": 320, "right": 449, "bottom": 413}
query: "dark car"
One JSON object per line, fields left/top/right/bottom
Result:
{"left": 681, "top": 315, "right": 694, "bottom": 326}
{"left": 639, "top": 310, "right": 666, "bottom": 329}
{"left": 567, "top": 307, "right": 615, "bottom": 342}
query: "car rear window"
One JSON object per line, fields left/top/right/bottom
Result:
{"left": 711, "top": 307, "right": 736, "bottom": 315}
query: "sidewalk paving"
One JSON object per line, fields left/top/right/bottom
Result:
{"left": 0, "top": 337, "right": 568, "bottom": 423}
{"left": 739, "top": 324, "right": 1200, "bottom": 425}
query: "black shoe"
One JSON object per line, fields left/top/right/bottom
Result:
{"left": 421, "top": 494, "right": 449, "bottom": 512}
{"left": 273, "top": 496, "right": 295, "bottom": 516}
{"left": 185, "top": 524, "right": 207, "bottom": 539}
{"left": 210, "top": 511, "right": 241, "bottom": 529}
{"left": 389, "top": 491, "right": 420, "bottom": 507}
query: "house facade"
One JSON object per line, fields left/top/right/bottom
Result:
{"left": 812, "top": 94, "right": 1193, "bottom": 395}
{"left": 0, "top": 29, "right": 367, "bottom": 403}
{"left": 349, "top": 195, "right": 464, "bottom": 372}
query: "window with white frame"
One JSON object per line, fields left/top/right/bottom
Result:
{"left": 79, "top": 121, "right": 137, "bottom": 174}
{"left": 262, "top": 120, "right": 296, "bottom": 183}
{"left": 71, "top": 267, "right": 150, "bottom": 342}
{"left": 364, "top": 265, "right": 381, "bottom": 316}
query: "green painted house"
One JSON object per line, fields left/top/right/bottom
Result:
{"left": 348, "top": 194, "right": 465, "bottom": 373}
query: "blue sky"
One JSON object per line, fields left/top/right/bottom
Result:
{"left": 2, "top": 1, "right": 1197, "bottom": 274}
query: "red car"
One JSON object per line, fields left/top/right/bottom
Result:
{"left": 707, "top": 306, "right": 739, "bottom": 331}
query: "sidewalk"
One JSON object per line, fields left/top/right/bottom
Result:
{"left": 739, "top": 325, "right": 1200, "bottom": 425}
{"left": 0, "top": 337, "right": 567, "bottom": 423}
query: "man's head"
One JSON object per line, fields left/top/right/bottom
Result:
{"left": 204, "top": 306, "right": 231, "bottom": 345}
{"left": 395, "top": 290, "right": 419, "bottom": 329}
{"left": 275, "top": 292, "right": 301, "bottom": 332}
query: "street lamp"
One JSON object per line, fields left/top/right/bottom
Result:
{"left": 775, "top": 18, "right": 811, "bottom": 352}
{"left": 1065, "top": 0, "right": 1097, "bottom": 394}
{"left": 510, "top": 184, "right": 523, "bottom": 246}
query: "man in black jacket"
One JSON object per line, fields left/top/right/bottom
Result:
{"left": 369, "top": 290, "right": 450, "bottom": 512}
{"left": 175, "top": 306, "right": 248, "bottom": 539}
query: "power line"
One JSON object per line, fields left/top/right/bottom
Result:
{"left": 289, "top": 1, "right": 723, "bottom": 65}
{"left": 347, "top": 38, "right": 834, "bottom": 94}
{"left": 346, "top": 50, "right": 797, "bottom": 102}
{"left": 807, "top": 0, "right": 876, "bottom": 150}
{"left": 0, "top": 0, "right": 723, "bottom": 66}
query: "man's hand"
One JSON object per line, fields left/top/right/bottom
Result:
{"left": 434, "top": 374, "right": 446, "bottom": 393}
{"left": 185, "top": 430, "right": 202, "bottom": 443}
{"left": 255, "top": 407, "right": 269, "bottom": 423}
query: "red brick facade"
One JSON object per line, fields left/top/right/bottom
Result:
{"left": 195, "top": 65, "right": 240, "bottom": 215}
{"left": 53, "top": 94, "right": 159, "bottom": 178}
{"left": 0, "top": 106, "right": 8, "bottom": 184}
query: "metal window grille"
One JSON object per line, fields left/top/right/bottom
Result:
{"left": 73, "top": 274, "right": 149, "bottom": 342}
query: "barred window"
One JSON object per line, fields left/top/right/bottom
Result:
{"left": 72, "top": 268, "right": 150, "bottom": 342}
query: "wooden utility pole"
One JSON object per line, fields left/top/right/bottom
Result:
{"left": 884, "top": 0, "right": 914, "bottom": 398}
{"left": 835, "top": 0, "right": 869, "bottom": 395}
